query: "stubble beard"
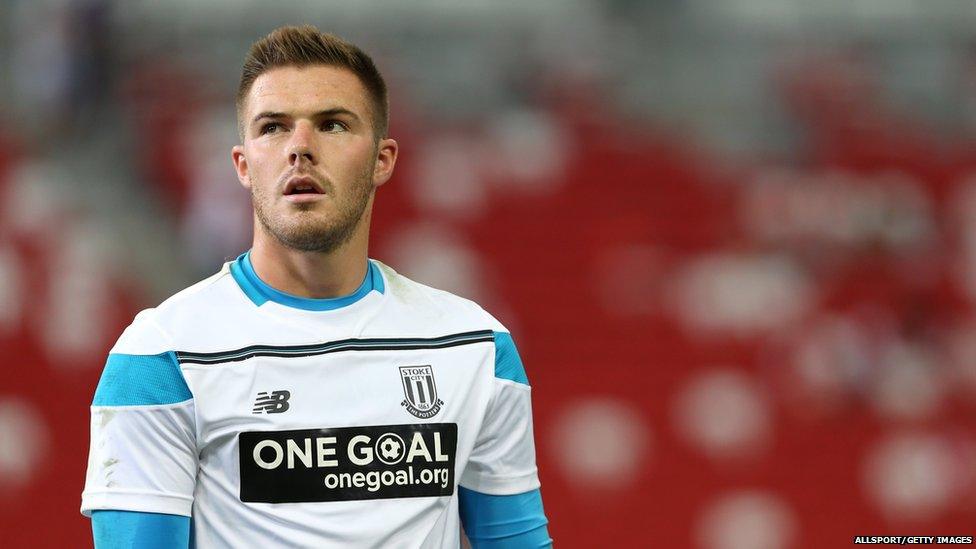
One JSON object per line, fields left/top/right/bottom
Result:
{"left": 251, "top": 168, "right": 374, "bottom": 254}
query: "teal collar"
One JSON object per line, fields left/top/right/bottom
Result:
{"left": 229, "top": 251, "right": 384, "bottom": 311}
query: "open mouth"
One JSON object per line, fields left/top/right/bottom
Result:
{"left": 287, "top": 185, "right": 319, "bottom": 195}
{"left": 284, "top": 177, "right": 325, "bottom": 196}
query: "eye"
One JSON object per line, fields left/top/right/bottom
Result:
{"left": 320, "top": 120, "right": 348, "bottom": 133}
{"left": 260, "top": 122, "right": 283, "bottom": 135}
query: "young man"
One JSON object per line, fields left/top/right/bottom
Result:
{"left": 81, "top": 25, "right": 551, "bottom": 548}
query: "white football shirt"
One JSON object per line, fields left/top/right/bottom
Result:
{"left": 81, "top": 253, "right": 541, "bottom": 548}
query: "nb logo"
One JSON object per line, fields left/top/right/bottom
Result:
{"left": 252, "top": 390, "right": 291, "bottom": 414}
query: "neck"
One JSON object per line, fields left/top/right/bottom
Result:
{"left": 248, "top": 213, "right": 371, "bottom": 299}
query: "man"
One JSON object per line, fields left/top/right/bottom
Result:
{"left": 81, "top": 25, "right": 551, "bottom": 548}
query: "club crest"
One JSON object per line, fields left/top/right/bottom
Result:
{"left": 399, "top": 365, "right": 443, "bottom": 419}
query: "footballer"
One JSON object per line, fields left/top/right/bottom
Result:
{"left": 81, "top": 25, "right": 552, "bottom": 548}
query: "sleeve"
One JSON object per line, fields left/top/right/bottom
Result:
{"left": 460, "top": 330, "right": 541, "bottom": 495}
{"left": 91, "top": 510, "right": 190, "bottom": 549}
{"left": 81, "top": 311, "right": 198, "bottom": 518}
{"left": 458, "top": 487, "right": 552, "bottom": 549}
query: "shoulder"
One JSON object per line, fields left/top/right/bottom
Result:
{"left": 372, "top": 260, "right": 508, "bottom": 334}
{"left": 373, "top": 261, "right": 528, "bottom": 384}
{"left": 112, "top": 264, "right": 238, "bottom": 354}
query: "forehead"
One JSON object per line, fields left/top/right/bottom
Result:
{"left": 245, "top": 65, "right": 370, "bottom": 119}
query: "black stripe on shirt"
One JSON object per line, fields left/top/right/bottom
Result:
{"left": 175, "top": 330, "right": 495, "bottom": 365}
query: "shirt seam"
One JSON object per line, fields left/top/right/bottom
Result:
{"left": 90, "top": 399, "right": 193, "bottom": 411}
{"left": 83, "top": 488, "right": 194, "bottom": 500}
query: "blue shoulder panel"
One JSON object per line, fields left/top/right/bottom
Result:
{"left": 493, "top": 332, "right": 529, "bottom": 385}
{"left": 458, "top": 487, "right": 552, "bottom": 548}
{"left": 91, "top": 510, "right": 190, "bottom": 549}
{"left": 92, "top": 351, "right": 191, "bottom": 406}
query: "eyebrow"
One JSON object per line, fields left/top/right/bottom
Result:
{"left": 251, "top": 108, "right": 360, "bottom": 125}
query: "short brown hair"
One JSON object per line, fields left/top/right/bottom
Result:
{"left": 236, "top": 25, "right": 389, "bottom": 139}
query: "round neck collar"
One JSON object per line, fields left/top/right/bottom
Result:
{"left": 229, "top": 251, "right": 384, "bottom": 311}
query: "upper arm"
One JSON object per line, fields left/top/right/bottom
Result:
{"left": 461, "top": 331, "right": 541, "bottom": 494}
{"left": 81, "top": 313, "right": 198, "bottom": 519}
{"left": 460, "top": 330, "right": 551, "bottom": 546}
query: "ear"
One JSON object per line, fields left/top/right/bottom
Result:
{"left": 372, "top": 138, "right": 398, "bottom": 188}
{"left": 232, "top": 145, "right": 251, "bottom": 190}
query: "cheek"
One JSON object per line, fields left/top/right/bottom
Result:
{"left": 247, "top": 148, "right": 279, "bottom": 180}
{"left": 336, "top": 145, "right": 375, "bottom": 174}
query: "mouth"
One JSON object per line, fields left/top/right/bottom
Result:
{"left": 282, "top": 176, "right": 326, "bottom": 204}
{"left": 283, "top": 176, "right": 326, "bottom": 202}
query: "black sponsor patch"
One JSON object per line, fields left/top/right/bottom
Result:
{"left": 239, "top": 423, "right": 457, "bottom": 503}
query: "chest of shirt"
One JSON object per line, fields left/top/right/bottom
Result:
{"left": 179, "top": 341, "right": 496, "bottom": 450}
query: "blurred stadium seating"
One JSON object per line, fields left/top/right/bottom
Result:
{"left": 1, "top": 1, "right": 975, "bottom": 547}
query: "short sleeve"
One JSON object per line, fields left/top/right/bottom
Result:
{"left": 460, "top": 331, "right": 541, "bottom": 495}
{"left": 81, "top": 312, "right": 198, "bottom": 518}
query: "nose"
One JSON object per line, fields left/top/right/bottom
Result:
{"left": 287, "top": 123, "right": 317, "bottom": 166}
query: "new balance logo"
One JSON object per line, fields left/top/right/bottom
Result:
{"left": 253, "top": 390, "right": 291, "bottom": 414}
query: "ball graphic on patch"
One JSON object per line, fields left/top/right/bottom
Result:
{"left": 375, "top": 433, "right": 405, "bottom": 465}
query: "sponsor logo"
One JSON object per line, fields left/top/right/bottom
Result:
{"left": 252, "top": 390, "right": 291, "bottom": 414}
{"left": 399, "top": 365, "right": 443, "bottom": 419}
{"left": 238, "top": 423, "right": 457, "bottom": 503}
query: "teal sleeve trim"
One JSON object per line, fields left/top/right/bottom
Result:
{"left": 458, "top": 487, "right": 552, "bottom": 548}
{"left": 92, "top": 352, "right": 191, "bottom": 406}
{"left": 91, "top": 510, "right": 190, "bottom": 549}
{"left": 229, "top": 251, "right": 383, "bottom": 310}
{"left": 493, "top": 332, "right": 529, "bottom": 385}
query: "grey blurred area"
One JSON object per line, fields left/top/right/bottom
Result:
{"left": 3, "top": 0, "right": 975, "bottom": 290}
{"left": 3, "top": 0, "right": 976, "bottom": 294}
